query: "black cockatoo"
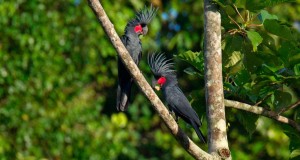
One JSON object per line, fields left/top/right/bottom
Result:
{"left": 117, "top": 5, "right": 158, "bottom": 111}
{"left": 148, "top": 53, "right": 206, "bottom": 143}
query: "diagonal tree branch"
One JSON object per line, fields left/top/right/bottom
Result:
{"left": 87, "top": 1, "right": 213, "bottom": 159}
{"left": 224, "top": 99, "right": 300, "bottom": 132}
{"left": 204, "top": 0, "right": 231, "bottom": 159}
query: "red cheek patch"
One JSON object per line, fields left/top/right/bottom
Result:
{"left": 134, "top": 24, "right": 143, "bottom": 33}
{"left": 157, "top": 77, "right": 166, "bottom": 86}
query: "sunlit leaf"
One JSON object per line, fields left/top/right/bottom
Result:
{"left": 246, "top": 31, "right": 263, "bottom": 52}
{"left": 258, "top": 10, "right": 278, "bottom": 23}
{"left": 290, "top": 149, "right": 300, "bottom": 159}
{"left": 294, "top": 64, "right": 300, "bottom": 76}
{"left": 225, "top": 51, "right": 243, "bottom": 68}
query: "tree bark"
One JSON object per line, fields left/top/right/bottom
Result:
{"left": 225, "top": 99, "right": 300, "bottom": 132}
{"left": 87, "top": 0, "right": 213, "bottom": 159}
{"left": 204, "top": 0, "right": 231, "bottom": 159}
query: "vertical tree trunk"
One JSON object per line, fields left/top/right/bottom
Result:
{"left": 204, "top": 0, "right": 231, "bottom": 159}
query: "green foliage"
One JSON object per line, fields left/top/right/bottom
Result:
{"left": 0, "top": 0, "right": 204, "bottom": 159}
{"left": 215, "top": 0, "right": 295, "bottom": 11}
{"left": 0, "top": 0, "right": 299, "bottom": 159}
{"left": 264, "top": 19, "right": 295, "bottom": 40}
{"left": 178, "top": 1, "right": 300, "bottom": 159}
{"left": 284, "top": 125, "right": 300, "bottom": 159}
{"left": 176, "top": 50, "right": 204, "bottom": 77}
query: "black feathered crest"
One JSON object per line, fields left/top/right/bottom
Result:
{"left": 135, "top": 4, "right": 158, "bottom": 25}
{"left": 126, "top": 5, "right": 158, "bottom": 27}
{"left": 148, "top": 53, "right": 175, "bottom": 77}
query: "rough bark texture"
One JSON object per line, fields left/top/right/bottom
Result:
{"left": 225, "top": 99, "right": 300, "bottom": 132}
{"left": 87, "top": 0, "right": 213, "bottom": 159}
{"left": 204, "top": 0, "right": 231, "bottom": 159}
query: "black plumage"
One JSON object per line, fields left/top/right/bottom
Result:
{"left": 117, "top": 5, "right": 158, "bottom": 111}
{"left": 148, "top": 53, "right": 206, "bottom": 143}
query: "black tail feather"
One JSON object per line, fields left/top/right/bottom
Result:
{"left": 191, "top": 120, "right": 206, "bottom": 143}
{"left": 116, "top": 81, "right": 132, "bottom": 111}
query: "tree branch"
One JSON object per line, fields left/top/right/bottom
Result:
{"left": 87, "top": 0, "right": 213, "bottom": 159}
{"left": 204, "top": 0, "right": 231, "bottom": 159}
{"left": 224, "top": 99, "right": 300, "bottom": 132}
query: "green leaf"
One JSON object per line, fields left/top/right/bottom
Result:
{"left": 283, "top": 125, "right": 300, "bottom": 159}
{"left": 290, "top": 149, "right": 300, "bottom": 159}
{"left": 261, "top": 64, "right": 280, "bottom": 74}
{"left": 237, "top": 110, "right": 259, "bottom": 137}
{"left": 246, "top": 0, "right": 295, "bottom": 11}
{"left": 296, "top": 108, "right": 300, "bottom": 123}
{"left": 224, "top": 82, "right": 239, "bottom": 95}
{"left": 290, "top": 54, "right": 300, "bottom": 68}
{"left": 212, "top": 0, "right": 231, "bottom": 7}
{"left": 273, "top": 91, "right": 292, "bottom": 112}
{"left": 246, "top": 31, "right": 263, "bottom": 52}
{"left": 278, "top": 41, "right": 296, "bottom": 66}
{"left": 228, "top": 59, "right": 244, "bottom": 75}
{"left": 251, "top": 80, "right": 276, "bottom": 100}
{"left": 224, "top": 35, "right": 244, "bottom": 55}
{"left": 234, "top": 69, "right": 251, "bottom": 86}
{"left": 234, "top": 0, "right": 247, "bottom": 9}
{"left": 189, "top": 90, "right": 206, "bottom": 118}
{"left": 243, "top": 52, "right": 264, "bottom": 73}
{"left": 294, "top": 64, "right": 300, "bottom": 76}
{"left": 258, "top": 10, "right": 278, "bottom": 23}
{"left": 260, "top": 32, "right": 276, "bottom": 51}
{"left": 225, "top": 50, "right": 244, "bottom": 74}
{"left": 264, "top": 19, "right": 294, "bottom": 40}
{"left": 183, "top": 67, "right": 203, "bottom": 77}
{"left": 225, "top": 51, "right": 242, "bottom": 68}
{"left": 176, "top": 50, "right": 204, "bottom": 74}
{"left": 223, "top": 35, "right": 244, "bottom": 70}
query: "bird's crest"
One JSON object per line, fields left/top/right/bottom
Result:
{"left": 148, "top": 53, "right": 175, "bottom": 77}
{"left": 126, "top": 5, "right": 158, "bottom": 28}
{"left": 135, "top": 4, "right": 158, "bottom": 25}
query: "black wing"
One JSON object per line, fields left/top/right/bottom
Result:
{"left": 167, "top": 86, "right": 202, "bottom": 127}
{"left": 116, "top": 36, "right": 133, "bottom": 111}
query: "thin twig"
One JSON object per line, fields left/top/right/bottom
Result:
{"left": 254, "top": 93, "right": 272, "bottom": 106}
{"left": 233, "top": 4, "right": 245, "bottom": 22}
{"left": 225, "top": 99, "right": 300, "bottom": 132}
{"left": 277, "top": 100, "right": 300, "bottom": 114}
{"left": 228, "top": 15, "right": 242, "bottom": 29}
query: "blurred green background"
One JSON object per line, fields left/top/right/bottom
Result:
{"left": 0, "top": 0, "right": 300, "bottom": 159}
